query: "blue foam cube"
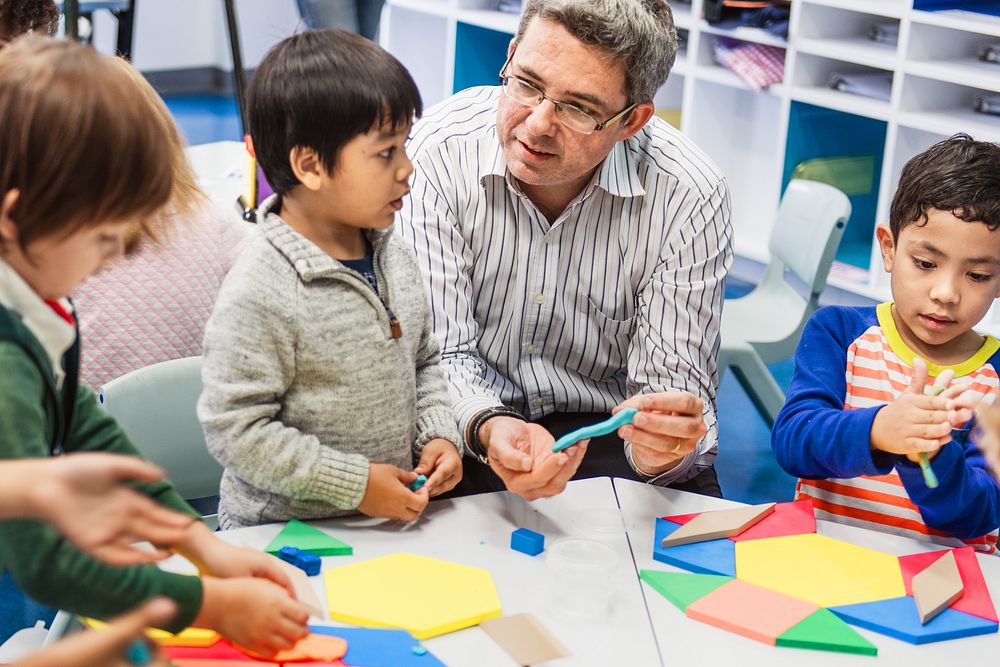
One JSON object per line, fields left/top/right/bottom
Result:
{"left": 278, "top": 545, "right": 321, "bottom": 576}
{"left": 510, "top": 528, "right": 545, "bottom": 556}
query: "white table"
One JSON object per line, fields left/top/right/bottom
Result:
{"left": 205, "top": 478, "right": 662, "bottom": 667}
{"left": 614, "top": 478, "right": 1000, "bottom": 665}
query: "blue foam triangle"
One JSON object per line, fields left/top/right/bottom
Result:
{"left": 652, "top": 518, "right": 737, "bottom": 576}
{"left": 830, "top": 596, "right": 999, "bottom": 644}
{"left": 310, "top": 624, "right": 446, "bottom": 666}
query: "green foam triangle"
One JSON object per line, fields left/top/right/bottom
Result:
{"left": 777, "top": 608, "right": 878, "bottom": 656}
{"left": 639, "top": 569, "right": 732, "bottom": 611}
{"left": 264, "top": 519, "right": 353, "bottom": 556}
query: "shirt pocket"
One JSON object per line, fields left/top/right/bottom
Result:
{"left": 575, "top": 294, "right": 636, "bottom": 379}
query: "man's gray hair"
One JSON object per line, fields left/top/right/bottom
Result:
{"left": 515, "top": 0, "right": 677, "bottom": 105}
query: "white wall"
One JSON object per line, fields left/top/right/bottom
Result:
{"left": 91, "top": 0, "right": 304, "bottom": 72}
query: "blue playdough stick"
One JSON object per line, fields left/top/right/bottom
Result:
{"left": 125, "top": 639, "right": 151, "bottom": 666}
{"left": 551, "top": 408, "right": 639, "bottom": 453}
{"left": 408, "top": 474, "right": 427, "bottom": 491}
{"left": 916, "top": 386, "right": 946, "bottom": 489}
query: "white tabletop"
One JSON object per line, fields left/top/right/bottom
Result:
{"left": 206, "top": 477, "right": 662, "bottom": 667}
{"left": 613, "top": 478, "right": 1000, "bottom": 665}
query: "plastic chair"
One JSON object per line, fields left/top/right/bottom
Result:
{"left": 718, "top": 179, "right": 852, "bottom": 427}
{"left": 99, "top": 356, "right": 223, "bottom": 517}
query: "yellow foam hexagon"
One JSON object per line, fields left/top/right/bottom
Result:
{"left": 736, "top": 534, "right": 906, "bottom": 607}
{"left": 324, "top": 552, "right": 502, "bottom": 639}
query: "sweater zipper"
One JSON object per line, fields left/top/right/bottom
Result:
{"left": 371, "top": 241, "right": 402, "bottom": 339}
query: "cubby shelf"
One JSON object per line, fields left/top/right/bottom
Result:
{"left": 382, "top": 0, "right": 1000, "bottom": 334}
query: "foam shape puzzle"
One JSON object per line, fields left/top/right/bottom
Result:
{"left": 83, "top": 619, "right": 220, "bottom": 647}
{"left": 736, "top": 533, "right": 906, "bottom": 607}
{"left": 408, "top": 474, "right": 427, "bottom": 491}
{"left": 310, "top": 625, "right": 447, "bottom": 667}
{"left": 551, "top": 407, "right": 637, "bottom": 452}
{"left": 912, "top": 550, "right": 964, "bottom": 624}
{"left": 279, "top": 545, "right": 321, "bottom": 576}
{"left": 265, "top": 519, "right": 353, "bottom": 556}
{"left": 510, "top": 527, "right": 545, "bottom": 556}
{"left": 273, "top": 557, "right": 325, "bottom": 618}
{"left": 639, "top": 569, "right": 732, "bottom": 612}
{"left": 775, "top": 608, "right": 878, "bottom": 656}
{"left": 830, "top": 596, "right": 999, "bottom": 644}
{"left": 480, "top": 613, "right": 571, "bottom": 665}
{"left": 660, "top": 503, "right": 776, "bottom": 548}
{"left": 324, "top": 553, "right": 502, "bottom": 639}
{"left": 899, "top": 546, "right": 997, "bottom": 622}
{"left": 685, "top": 579, "right": 820, "bottom": 645}
{"left": 244, "top": 633, "right": 348, "bottom": 662}
{"left": 666, "top": 499, "right": 816, "bottom": 542}
{"left": 164, "top": 639, "right": 256, "bottom": 661}
{"left": 653, "top": 519, "right": 736, "bottom": 576}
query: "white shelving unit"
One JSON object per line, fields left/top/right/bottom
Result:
{"left": 382, "top": 0, "right": 1000, "bottom": 333}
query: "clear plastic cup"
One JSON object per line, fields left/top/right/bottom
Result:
{"left": 545, "top": 537, "right": 618, "bottom": 620}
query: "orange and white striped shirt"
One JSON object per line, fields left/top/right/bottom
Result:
{"left": 774, "top": 303, "right": 1000, "bottom": 554}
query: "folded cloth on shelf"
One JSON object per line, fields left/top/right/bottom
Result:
{"left": 976, "top": 95, "right": 1000, "bottom": 116}
{"left": 713, "top": 37, "right": 785, "bottom": 92}
{"left": 980, "top": 43, "right": 1000, "bottom": 64}
{"left": 868, "top": 21, "right": 899, "bottom": 46}
{"left": 828, "top": 70, "right": 892, "bottom": 102}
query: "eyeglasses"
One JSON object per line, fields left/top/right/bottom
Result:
{"left": 498, "top": 52, "right": 637, "bottom": 135}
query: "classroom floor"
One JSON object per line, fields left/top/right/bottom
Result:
{"left": 0, "top": 96, "right": 797, "bottom": 645}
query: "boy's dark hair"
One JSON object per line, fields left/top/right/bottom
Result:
{"left": 890, "top": 133, "right": 1000, "bottom": 239}
{"left": 0, "top": 37, "right": 174, "bottom": 250}
{"left": 248, "top": 29, "right": 422, "bottom": 196}
{"left": 0, "top": 0, "right": 59, "bottom": 43}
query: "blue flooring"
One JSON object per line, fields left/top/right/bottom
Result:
{"left": 163, "top": 94, "right": 242, "bottom": 145}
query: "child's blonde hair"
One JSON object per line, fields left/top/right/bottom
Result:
{"left": 0, "top": 37, "right": 174, "bottom": 252}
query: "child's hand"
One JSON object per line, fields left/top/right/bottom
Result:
{"left": 414, "top": 438, "right": 463, "bottom": 496}
{"left": 871, "top": 359, "right": 965, "bottom": 459}
{"left": 357, "top": 463, "right": 429, "bottom": 521}
{"left": 197, "top": 577, "right": 309, "bottom": 658}
{"left": 175, "top": 523, "right": 295, "bottom": 597}
{"left": 24, "top": 453, "right": 195, "bottom": 566}
{"left": 16, "top": 598, "right": 177, "bottom": 667}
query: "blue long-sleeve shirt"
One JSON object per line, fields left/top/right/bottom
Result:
{"left": 772, "top": 303, "right": 1000, "bottom": 552}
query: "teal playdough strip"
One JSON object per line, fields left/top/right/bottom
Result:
{"left": 551, "top": 408, "right": 639, "bottom": 453}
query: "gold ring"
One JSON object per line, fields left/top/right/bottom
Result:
{"left": 671, "top": 439, "right": 683, "bottom": 454}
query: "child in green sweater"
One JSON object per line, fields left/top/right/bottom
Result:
{"left": 0, "top": 36, "right": 308, "bottom": 657}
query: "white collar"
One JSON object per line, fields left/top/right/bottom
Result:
{"left": 0, "top": 259, "right": 76, "bottom": 388}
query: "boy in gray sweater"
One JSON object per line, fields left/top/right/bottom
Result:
{"left": 198, "top": 29, "right": 462, "bottom": 529}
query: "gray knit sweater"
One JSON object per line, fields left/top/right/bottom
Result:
{"left": 198, "top": 196, "right": 461, "bottom": 529}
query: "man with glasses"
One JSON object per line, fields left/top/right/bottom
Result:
{"left": 399, "top": 0, "right": 733, "bottom": 500}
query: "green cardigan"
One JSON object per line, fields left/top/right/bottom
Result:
{"left": 0, "top": 304, "right": 203, "bottom": 633}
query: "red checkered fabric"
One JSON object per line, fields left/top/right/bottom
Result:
{"left": 713, "top": 37, "right": 785, "bottom": 92}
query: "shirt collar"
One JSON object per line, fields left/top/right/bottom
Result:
{"left": 0, "top": 259, "right": 75, "bottom": 387}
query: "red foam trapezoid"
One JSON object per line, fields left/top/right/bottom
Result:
{"left": 663, "top": 499, "right": 816, "bottom": 542}
{"left": 899, "top": 546, "right": 998, "bottom": 623}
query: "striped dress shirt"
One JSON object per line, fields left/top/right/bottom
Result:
{"left": 398, "top": 86, "right": 733, "bottom": 484}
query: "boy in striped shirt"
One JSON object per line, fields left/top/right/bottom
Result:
{"left": 772, "top": 134, "right": 1000, "bottom": 553}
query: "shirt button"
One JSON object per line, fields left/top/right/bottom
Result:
{"left": 534, "top": 294, "right": 546, "bottom": 305}
{"left": 534, "top": 397, "right": 545, "bottom": 406}
{"left": 526, "top": 344, "right": 537, "bottom": 353}
{"left": 543, "top": 234, "right": 553, "bottom": 244}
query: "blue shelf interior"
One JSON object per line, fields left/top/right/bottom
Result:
{"left": 783, "top": 101, "right": 887, "bottom": 270}
{"left": 913, "top": 0, "right": 1000, "bottom": 16}
{"left": 454, "top": 22, "right": 512, "bottom": 93}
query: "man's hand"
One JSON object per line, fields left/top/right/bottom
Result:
{"left": 479, "top": 417, "right": 586, "bottom": 501}
{"left": 414, "top": 439, "right": 463, "bottom": 496}
{"left": 18, "top": 453, "right": 195, "bottom": 566}
{"left": 615, "top": 392, "right": 707, "bottom": 476}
